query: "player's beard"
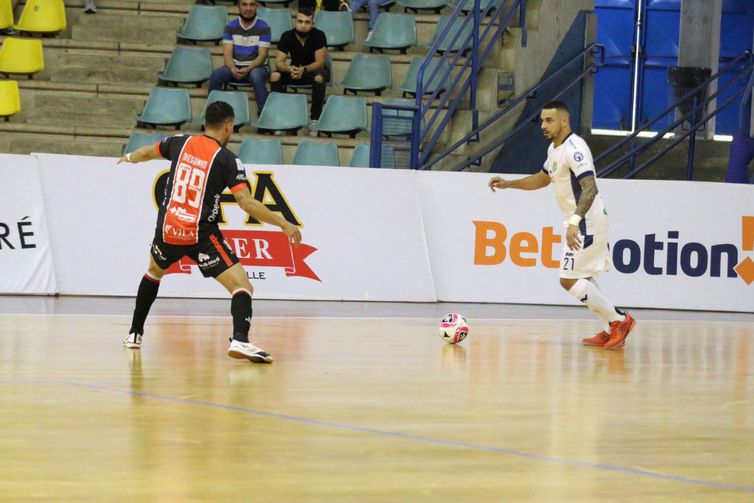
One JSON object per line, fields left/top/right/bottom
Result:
{"left": 295, "top": 29, "right": 311, "bottom": 39}
{"left": 240, "top": 13, "right": 256, "bottom": 22}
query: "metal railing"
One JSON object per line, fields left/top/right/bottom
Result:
{"left": 411, "top": 0, "right": 527, "bottom": 169}
{"left": 369, "top": 0, "right": 527, "bottom": 169}
{"left": 596, "top": 50, "right": 754, "bottom": 180}
{"left": 439, "top": 43, "right": 603, "bottom": 171}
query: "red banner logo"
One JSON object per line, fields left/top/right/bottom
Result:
{"left": 165, "top": 229, "right": 320, "bottom": 281}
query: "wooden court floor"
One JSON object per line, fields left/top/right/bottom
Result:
{"left": 0, "top": 298, "right": 752, "bottom": 501}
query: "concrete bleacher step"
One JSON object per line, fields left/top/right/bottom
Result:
{"left": 2, "top": 0, "right": 534, "bottom": 169}
{"left": 50, "top": 52, "right": 166, "bottom": 85}
{"left": 72, "top": 12, "right": 185, "bottom": 45}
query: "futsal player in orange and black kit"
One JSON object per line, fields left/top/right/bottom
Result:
{"left": 117, "top": 101, "right": 301, "bottom": 363}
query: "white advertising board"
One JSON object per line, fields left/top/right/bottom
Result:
{"left": 4, "top": 152, "right": 753, "bottom": 312}
{"left": 0, "top": 154, "right": 56, "bottom": 294}
{"left": 416, "top": 171, "right": 754, "bottom": 311}
{"left": 35, "top": 154, "right": 436, "bottom": 301}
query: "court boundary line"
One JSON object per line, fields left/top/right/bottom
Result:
{"left": 0, "top": 313, "right": 751, "bottom": 324}
{"left": 30, "top": 380, "right": 752, "bottom": 494}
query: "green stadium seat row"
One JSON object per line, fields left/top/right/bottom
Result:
{"left": 124, "top": 133, "right": 393, "bottom": 169}
{"left": 349, "top": 143, "right": 396, "bottom": 168}
{"left": 174, "top": 5, "right": 468, "bottom": 52}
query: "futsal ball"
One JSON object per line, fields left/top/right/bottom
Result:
{"left": 438, "top": 313, "right": 469, "bottom": 344}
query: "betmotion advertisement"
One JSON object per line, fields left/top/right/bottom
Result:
{"left": 2, "top": 153, "right": 753, "bottom": 312}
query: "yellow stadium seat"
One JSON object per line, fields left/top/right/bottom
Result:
{"left": 0, "top": 81, "right": 21, "bottom": 121}
{"left": 0, "top": 0, "right": 14, "bottom": 31}
{"left": 0, "top": 38, "right": 45, "bottom": 78}
{"left": 13, "top": 0, "right": 66, "bottom": 34}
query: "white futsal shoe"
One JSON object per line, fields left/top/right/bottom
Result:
{"left": 122, "top": 332, "right": 142, "bottom": 349}
{"left": 228, "top": 339, "right": 273, "bottom": 364}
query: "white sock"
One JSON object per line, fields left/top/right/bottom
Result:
{"left": 568, "top": 279, "right": 624, "bottom": 330}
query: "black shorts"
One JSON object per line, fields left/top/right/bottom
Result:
{"left": 150, "top": 228, "right": 239, "bottom": 278}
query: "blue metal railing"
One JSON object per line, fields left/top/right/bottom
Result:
{"left": 432, "top": 43, "right": 603, "bottom": 171}
{"left": 596, "top": 50, "right": 754, "bottom": 180}
{"left": 410, "top": 0, "right": 527, "bottom": 169}
{"left": 738, "top": 64, "right": 754, "bottom": 134}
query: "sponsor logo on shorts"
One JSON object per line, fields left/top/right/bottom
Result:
{"left": 196, "top": 252, "right": 220, "bottom": 269}
{"left": 152, "top": 244, "right": 167, "bottom": 261}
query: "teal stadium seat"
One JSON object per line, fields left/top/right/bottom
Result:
{"left": 397, "top": 0, "right": 447, "bottom": 13}
{"left": 349, "top": 144, "right": 395, "bottom": 168}
{"left": 157, "top": 46, "right": 213, "bottom": 87}
{"left": 238, "top": 138, "right": 283, "bottom": 165}
{"left": 196, "top": 90, "right": 250, "bottom": 131}
{"left": 310, "top": 95, "right": 367, "bottom": 138}
{"left": 124, "top": 132, "right": 166, "bottom": 155}
{"left": 314, "top": 11, "right": 354, "bottom": 50}
{"left": 427, "top": 15, "right": 472, "bottom": 54}
{"left": 258, "top": 7, "right": 292, "bottom": 45}
{"left": 250, "top": 91, "right": 308, "bottom": 134}
{"left": 176, "top": 5, "right": 227, "bottom": 44}
{"left": 398, "top": 56, "right": 450, "bottom": 97}
{"left": 364, "top": 13, "right": 416, "bottom": 54}
{"left": 136, "top": 87, "right": 192, "bottom": 129}
{"left": 339, "top": 54, "right": 392, "bottom": 95}
{"left": 293, "top": 140, "right": 340, "bottom": 166}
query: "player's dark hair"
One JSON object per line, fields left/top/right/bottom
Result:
{"left": 297, "top": 7, "right": 314, "bottom": 18}
{"left": 205, "top": 101, "right": 235, "bottom": 128}
{"left": 542, "top": 100, "right": 569, "bottom": 114}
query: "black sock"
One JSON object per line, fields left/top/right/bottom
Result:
{"left": 231, "top": 290, "right": 253, "bottom": 343}
{"left": 130, "top": 274, "right": 160, "bottom": 335}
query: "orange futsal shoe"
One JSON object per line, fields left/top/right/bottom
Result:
{"left": 582, "top": 331, "right": 610, "bottom": 347}
{"left": 604, "top": 312, "right": 636, "bottom": 349}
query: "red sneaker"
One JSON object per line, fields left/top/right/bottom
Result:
{"left": 582, "top": 331, "right": 610, "bottom": 347}
{"left": 604, "top": 312, "right": 636, "bottom": 349}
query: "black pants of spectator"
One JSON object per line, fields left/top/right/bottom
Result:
{"left": 271, "top": 68, "right": 330, "bottom": 121}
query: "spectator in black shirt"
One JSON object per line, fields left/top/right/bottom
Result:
{"left": 270, "top": 8, "right": 329, "bottom": 123}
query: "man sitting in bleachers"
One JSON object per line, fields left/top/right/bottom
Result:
{"left": 269, "top": 8, "right": 329, "bottom": 124}
{"left": 209, "top": 0, "right": 271, "bottom": 117}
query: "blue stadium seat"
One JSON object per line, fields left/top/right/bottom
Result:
{"left": 397, "top": 56, "right": 450, "bottom": 97}
{"left": 124, "top": 132, "right": 166, "bottom": 155}
{"left": 196, "top": 90, "right": 250, "bottom": 131}
{"left": 258, "top": 7, "right": 292, "bottom": 45}
{"left": 136, "top": 87, "right": 192, "bottom": 129}
{"left": 238, "top": 137, "right": 283, "bottom": 165}
{"left": 293, "top": 140, "right": 340, "bottom": 166}
{"left": 314, "top": 11, "right": 354, "bottom": 50}
{"left": 157, "top": 46, "right": 213, "bottom": 87}
{"left": 310, "top": 95, "right": 367, "bottom": 138}
{"left": 364, "top": 13, "right": 416, "bottom": 54}
{"left": 339, "top": 54, "right": 392, "bottom": 95}
{"left": 177, "top": 5, "right": 227, "bottom": 44}
{"left": 250, "top": 91, "right": 308, "bottom": 134}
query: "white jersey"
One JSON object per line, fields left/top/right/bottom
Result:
{"left": 542, "top": 132, "right": 608, "bottom": 234}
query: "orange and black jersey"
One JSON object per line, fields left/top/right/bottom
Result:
{"left": 154, "top": 134, "right": 247, "bottom": 245}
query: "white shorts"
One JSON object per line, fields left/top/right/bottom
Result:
{"left": 559, "top": 228, "right": 611, "bottom": 279}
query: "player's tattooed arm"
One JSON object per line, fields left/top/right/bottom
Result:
{"left": 574, "top": 174, "right": 598, "bottom": 219}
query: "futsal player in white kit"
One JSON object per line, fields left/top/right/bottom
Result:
{"left": 488, "top": 101, "right": 636, "bottom": 349}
